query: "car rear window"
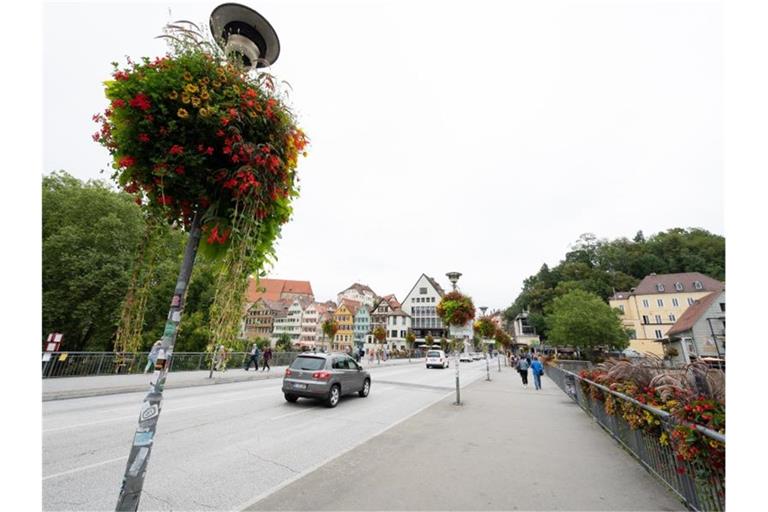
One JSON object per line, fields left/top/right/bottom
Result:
{"left": 290, "top": 356, "right": 326, "bottom": 370}
{"left": 427, "top": 351, "right": 441, "bottom": 357}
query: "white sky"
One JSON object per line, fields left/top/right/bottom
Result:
{"left": 42, "top": 0, "right": 723, "bottom": 311}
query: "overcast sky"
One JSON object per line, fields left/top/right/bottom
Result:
{"left": 43, "top": 0, "right": 723, "bottom": 311}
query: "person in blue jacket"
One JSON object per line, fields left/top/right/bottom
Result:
{"left": 530, "top": 356, "right": 544, "bottom": 390}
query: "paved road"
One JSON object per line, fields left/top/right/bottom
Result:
{"left": 247, "top": 365, "right": 684, "bottom": 512}
{"left": 43, "top": 358, "right": 489, "bottom": 511}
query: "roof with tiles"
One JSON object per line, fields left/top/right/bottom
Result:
{"left": 667, "top": 292, "right": 722, "bottom": 336}
{"left": 246, "top": 277, "right": 314, "bottom": 302}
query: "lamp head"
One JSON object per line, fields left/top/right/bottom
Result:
{"left": 210, "top": 3, "right": 280, "bottom": 70}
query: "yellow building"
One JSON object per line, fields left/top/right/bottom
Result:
{"left": 332, "top": 299, "right": 359, "bottom": 351}
{"left": 609, "top": 272, "right": 724, "bottom": 356}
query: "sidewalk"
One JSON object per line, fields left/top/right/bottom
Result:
{"left": 41, "top": 357, "right": 425, "bottom": 401}
{"left": 246, "top": 366, "right": 685, "bottom": 511}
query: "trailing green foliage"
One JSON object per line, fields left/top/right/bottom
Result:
{"left": 546, "top": 289, "right": 629, "bottom": 354}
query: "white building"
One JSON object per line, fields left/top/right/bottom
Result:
{"left": 337, "top": 283, "right": 378, "bottom": 308}
{"left": 401, "top": 274, "right": 448, "bottom": 341}
{"left": 384, "top": 308, "right": 410, "bottom": 350}
{"left": 272, "top": 297, "right": 311, "bottom": 345}
{"left": 299, "top": 302, "right": 320, "bottom": 347}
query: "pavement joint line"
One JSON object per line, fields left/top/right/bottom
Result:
{"left": 233, "top": 383, "right": 461, "bottom": 512}
{"left": 42, "top": 455, "right": 128, "bottom": 481}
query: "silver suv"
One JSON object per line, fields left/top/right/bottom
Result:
{"left": 282, "top": 352, "right": 371, "bottom": 408}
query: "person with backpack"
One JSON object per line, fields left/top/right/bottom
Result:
{"left": 516, "top": 355, "right": 530, "bottom": 388}
{"left": 531, "top": 356, "right": 544, "bottom": 390}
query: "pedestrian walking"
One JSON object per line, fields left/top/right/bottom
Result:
{"left": 531, "top": 356, "right": 544, "bottom": 390}
{"left": 216, "top": 345, "right": 229, "bottom": 372}
{"left": 516, "top": 356, "right": 530, "bottom": 388}
{"left": 368, "top": 348, "right": 374, "bottom": 365}
{"left": 144, "top": 340, "right": 163, "bottom": 373}
{"left": 244, "top": 343, "right": 260, "bottom": 371}
{"left": 261, "top": 346, "right": 272, "bottom": 371}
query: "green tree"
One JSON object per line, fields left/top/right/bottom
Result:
{"left": 275, "top": 333, "right": 293, "bottom": 352}
{"left": 322, "top": 319, "right": 339, "bottom": 351}
{"left": 373, "top": 325, "right": 387, "bottom": 346}
{"left": 405, "top": 330, "right": 416, "bottom": 354}
{"left": 43, "top": 172, "right": 145, "bottom": 351}
{"left": 546, "top": 289, "right": 629, "bottom": 357}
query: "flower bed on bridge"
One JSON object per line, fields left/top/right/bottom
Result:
{"left": 577, "top": 360, "right": 724, "bottom": 482}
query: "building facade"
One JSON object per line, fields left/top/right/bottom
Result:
{"left": 333, "top": 299, "right": 359, "bottom": 351}
{"left": 353, "top": 304, "right": 372, "bottom": 349}
{"left": 371, "top": 294, "right": 399, "bottom": 333}
{"left": 665, "top": 291, "right": 726, "bottom": 366}
{"left": 243, "top": 298, "right": 286, "bottom": 341}
{"left": 385, "top": 309, "right": 410, "bottom": 349}
{"left": 336, "top": 283, "right": 378, "bottom": 308}
{"left": 401, "top": 274, "right": 447, "bottom": 340}
{"left": 609, "top": 272, "right": 725, "bottom": 356}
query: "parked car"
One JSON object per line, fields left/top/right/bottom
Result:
{"left": 459, "top": 352, "right": 473, "bottom": 363}
{"left": 282, "top": 352, "right": 371, "bottom": 408}
{"left": 426, "top": 350, "right": 450, "bottom": 369}
{"left": 471, "top": 352, "right": 483, "bottom": 361}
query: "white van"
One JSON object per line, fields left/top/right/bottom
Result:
{"left": 426, "top": 350, "right": 450, "bottom": 369}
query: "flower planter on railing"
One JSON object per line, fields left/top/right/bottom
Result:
{"left": 544, "top": 365, "right": 725, "bottom": 512}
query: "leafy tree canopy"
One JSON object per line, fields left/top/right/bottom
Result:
{"left": 546, "top": 290, "right": 629, "bottom": 352}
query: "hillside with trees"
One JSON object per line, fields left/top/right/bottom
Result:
{"left": 504, "top": 229, "right": 725, "bottom": 341}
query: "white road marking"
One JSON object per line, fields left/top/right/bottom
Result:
{"left": 43, "top": 455, "right": 128, "bottom": 481}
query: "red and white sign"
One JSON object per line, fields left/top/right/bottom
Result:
{"left": 45, "top": 332, "right": 63, "bottom": 352}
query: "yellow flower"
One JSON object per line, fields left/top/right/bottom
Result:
{"left": 659, "top": 432, "right": 669, "bottom": 446}
{"left": 216, "top": 67, "right": 226, "bottom": 76}
{"left": 191, "top": 96, "right": 201, "bottom": 107}
{"left": 177, "top": 108, "right": 189, "bottom": 119}
{"left": 200, "top": 77, "right": 210, "bottom": 85}
{"left": 199, "top": 108, "right": 210, "bottom": 118}
{"left": 181, "top": 93, "right": 191, "bottom": 104}
{"left": 212, "top": 80, "right": 222, "bottom": 89}
{"left": 200, "top": 90, "right": 210, "bottom": 100}
{"left": 183, "top": 72, "right": 193, "bottom": 81}
{"left": 168, "top": 90, "right": 178, "bottom": 100}
{"left": 185, "top": 83, "right": 199, "bottom": 94}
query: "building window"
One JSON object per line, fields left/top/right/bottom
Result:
{"left": 693, "top": 280, "right": 703, "bottom": 290}
{"left": 655, "top": 315, "right": 662, "bottom": 324}
{"left": 657, "top": 299, "right": 664, "bottom": 307}
{"left": 654, "top": 329, "right": 663, "bottom": 339}
{"left": 688, "top": 297, "right": 695, "bottom": 306}
{"left": 668, "top": 314, "right": 676, "bottom": 322}
{"left": 642, "top": 315, "right": 650, "bottom": 325}
{"left": 420, "top": 287, "right": 428, "bottom": 294}
{"left": 618, "top": 305, "right": 625, "bottom": 314}
{"left": 672, "top": 298, "right": 679, "bottom": 307}
{"left": 642, "top": 299, "right": 650, "bottom": 308}
{"left": 675, "top": 282, "right": 683, "bottom": 291}
{"left": 656, "top": 283, "right": 665, "bottom": 292}
{"left": 719, "top": 303, "right": 725, "bottom": 312}
{"left": 626, "top": 329, "right": 637, "bottom": 339}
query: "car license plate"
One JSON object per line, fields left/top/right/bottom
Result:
{"left": 292, "top": 383, "right": 307, "bottom": 390}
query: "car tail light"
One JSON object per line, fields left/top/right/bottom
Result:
{"left": 285, "top": 368, "right": 292, "bottom": 377}
{"left": 312, "top": 371, "right": 331, "bottom": 381}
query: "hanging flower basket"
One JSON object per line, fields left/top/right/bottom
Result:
{"left": 436, "top": 291, "right": 475, "bottom": 327}
{"left": 93, "top": 31, "right": 308, "bottom": 259}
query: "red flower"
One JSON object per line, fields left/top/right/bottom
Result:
{"left": 118, "top": 156, "right": 136, "bottom": 168}
{"left": 138, "top": 133, "right": 150, "bottom": 143}
{"left": 113, "top": 70, "right": 130, "bottom": 81}
{"left": 198, "top": 197, "right": 210, "bottom": 208}
{"left": 111, "top": 99, "right": 126, "bottom": 108}
{"left": 169, "top": 145, "right": 184, "bottom": 155}
{"left": 92, "top": 132, "right": 100, "bottom": 142}
{"left": 158, "top": 195, "right": 173, "bottom": 206}
{"left": 174, "top": 166, "right": 185, "bottom": 175}
{"left": 129, "top": 93, "right": 152, "bottom": 111}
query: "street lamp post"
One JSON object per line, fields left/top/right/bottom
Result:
{"left": 480, "top": 306, "right": 490, "bottom": 381}
{"left": 115, "top": 5, "right": 280, "bottom": 511}
{"left": 446, "top": 271, "right": 462, "bottom": 405}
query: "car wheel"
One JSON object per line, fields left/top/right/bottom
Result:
{"left": 358, "top": 379, "right": 370, "bottom": 398}
{"left": 284, "top": 393, "right": 298, "bottom": 403}
{"left": 326, "top": 384, "right": 340, "bottom": 408}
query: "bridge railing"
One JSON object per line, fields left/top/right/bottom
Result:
{"left": 40, "top": 351, "right": 304, "bottom": 378}
{"left": 545, "top": 364, "right": 725, "bottom": 512}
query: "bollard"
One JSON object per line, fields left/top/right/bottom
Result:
{"left": 498, "top": 354, "right": 501, "bottom": 372}
{"left": 485, "top": 353, "right": 491, "bottom": 381}
{"left": 454, "top": 350, "right": 461, "bottom": 405}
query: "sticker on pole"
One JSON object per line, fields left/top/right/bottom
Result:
{"left": 133, "top": 430, "right": 154, "bottom": 447}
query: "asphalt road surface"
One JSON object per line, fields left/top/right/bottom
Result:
{"left": 43, "top": 358, "right": 490, "bottom": 511}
